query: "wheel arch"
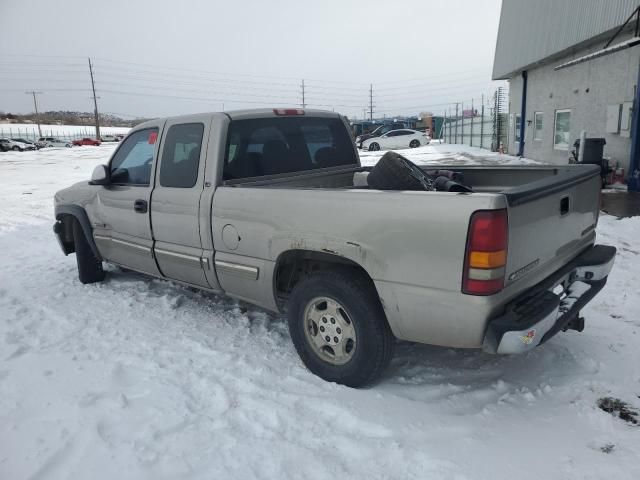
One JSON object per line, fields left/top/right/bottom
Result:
{"left": 272, "top": 248, "right": 380, "bottom": 311}
{"left": 54, "top": 204, "right": 102, "bottom": 260}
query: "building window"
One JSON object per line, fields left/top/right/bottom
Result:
{"left": 534, "top": 112, "right": 543, "bottom": 140}
{"left": 514, "top": 114, "right": 521, "bottom": 142}
{"left": 554, "top": 109, "right": 571, "bottom": 150}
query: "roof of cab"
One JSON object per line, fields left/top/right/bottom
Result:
{"left": 131, "top": 108, "right": 341, "bottom": 131}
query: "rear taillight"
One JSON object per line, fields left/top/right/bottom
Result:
{"left": 273, "top": 108, "right": 305, "bottom": 116}
{"left": 462, "top": 209, "right": 508, "bottom": 295}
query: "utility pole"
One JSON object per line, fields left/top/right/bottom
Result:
{"left": 480, "top": 94, "right": 485, "bottom": 149}
{"left": 300, "top": 79, "right": 306, "bottom": 108}
{"left": 368, "top": 84, "right": 374, "bottom": 121}
{"left": 454, "top": 103, "right": 459, "bottom": 144}
{"left": 25, "top": 90, "right": 43, "bottom": 138}
{"left": 88, "top": 57, "right": 100, "bottom": 140}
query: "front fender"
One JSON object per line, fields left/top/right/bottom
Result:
{"left": 54, "top": 204, "right": 102, "bottom": 260}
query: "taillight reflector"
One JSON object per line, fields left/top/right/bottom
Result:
{"left": 273, "top": 108, "right": 305, "bottom": 116}
{"left": 462, "top": 209, "right": 508, "bottom": 295}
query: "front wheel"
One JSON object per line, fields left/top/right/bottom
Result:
{"left": 287, "top": 270, "right": 395, "bottom": 387}
{"left": 12, "top": 146, "right": 20, "bottom": 151}
{"left": 409, "top": 139, "right": 420, "bottom": 148}
{"left": 369, "top": 142, "right": 380, "bottom": 151}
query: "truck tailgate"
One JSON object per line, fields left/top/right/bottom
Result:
{"left": 503, "top": 165, "right": 601, "bottom": 292}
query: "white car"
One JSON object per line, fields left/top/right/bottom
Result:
{"left": 0, "top": 138, "right": 35, "bottom": 151}
{"left": 362, "top": 129, "right": 430, "bottom": 151}
{"left": 36, "top": 137, "right": 72, "bottom": 148}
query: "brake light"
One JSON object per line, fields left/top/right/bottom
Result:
{"left": 462, "top": 209, "right": 508, "bottom": 295}
{"left": 273, "top": 108, "right": 305, "bottom": 116}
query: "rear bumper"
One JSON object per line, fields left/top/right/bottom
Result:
{"left": 483, "top": 244, "right": 616, "bottom": 354}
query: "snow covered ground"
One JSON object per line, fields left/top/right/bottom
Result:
{"left": 1, "top": 145, "right": 639, "bottom": 479}
{"left": 358, "top": 141, "right": 540, "bottom": 166}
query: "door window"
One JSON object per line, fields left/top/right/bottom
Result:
{"left": 554, "top": 109, "right": 571, "bottom": 150}
{"left": 110, "top": 128, "right": 158, "bottom": 185}
{"left": 159, "top": 123, "right": 204, "bottom": 188}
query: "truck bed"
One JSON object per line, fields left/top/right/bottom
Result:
{"left": 225, "top": 163, "right": 599, "bottom": 199}
{"left": 216, "top": 163, "right": 601, "bottom": 347}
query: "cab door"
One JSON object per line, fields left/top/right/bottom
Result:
{"left": 92, "top": 122, "right": 164, "bottom": 275}
{"left": 150, "top": 116, "right": 214, "bottom": 288}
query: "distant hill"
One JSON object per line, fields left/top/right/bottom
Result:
{"left": 0, "top": 111, "right": 150, "bottom": 127}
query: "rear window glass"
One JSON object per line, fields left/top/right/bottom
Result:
{"left": 223, "top": 117, "right": 357, "bottom": 180}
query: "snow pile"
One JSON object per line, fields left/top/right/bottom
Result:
{"left": 0, "top": 146, "right": 639, "bottom": 479}
{"left": 359, "top": 142, "right": 539, "bottom": 167}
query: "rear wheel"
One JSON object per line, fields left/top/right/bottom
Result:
{"left": 72, "top": 218, "right": 105, "bottom": 284}
{"left": 12, "top": 146, "right": 19, "bottom": 151}
{"left": 369, "top": 142, "right": 380, "bottom": 151}
{"left": 287, "top": 269, "right": 395, "bottom": 387}
{"left": 409, "top": 139, "right": 420, "bottom": 148}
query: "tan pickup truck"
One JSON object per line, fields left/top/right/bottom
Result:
{"left": 53, "top": 108, "right": 616, "bottom": 387}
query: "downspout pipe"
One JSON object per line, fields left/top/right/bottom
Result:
{"left": 517, "top": 70, "right": 527, "bottom": 157}
{"left": 628, "top": 62, "right": 640, "bottom": 192}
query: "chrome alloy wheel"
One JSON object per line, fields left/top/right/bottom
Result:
{"left": 303, "top": 296, "right": 357, "bottom": 365}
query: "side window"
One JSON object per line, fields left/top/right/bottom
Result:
{"left": 386, "top": 131, "right": 401, "bottom": 137}
{"left": 159, "top": 123, "right": 204, "bottom": 188}
{"left": 110, "top": 128, "right": 158, "bottom": 185}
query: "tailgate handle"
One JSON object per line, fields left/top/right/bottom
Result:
{"left": 560, "top": 196, "right": 570, "bottom": 216}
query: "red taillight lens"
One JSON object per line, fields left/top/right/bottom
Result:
{"left": 462, "top": 209, "right": 508, "bottom": 295}
{"left": 273, "top": 108, "right": 305, "bottom": 116}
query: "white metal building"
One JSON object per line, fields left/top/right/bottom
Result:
{"left": 493, "top": 0, "right": 640, "bottom": 183}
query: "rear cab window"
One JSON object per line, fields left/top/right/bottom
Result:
{"left": 223, "top": 116, "right": 357, "bottom": 180}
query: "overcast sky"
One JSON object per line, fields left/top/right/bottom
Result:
{"left": 0, "top": 0, "right": 505, "bottom": 120}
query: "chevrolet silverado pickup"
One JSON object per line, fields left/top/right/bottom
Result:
{"left": 53, "top": 108, "right": 616, "bottom": 387}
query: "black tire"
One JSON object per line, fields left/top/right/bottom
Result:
{"left": 369, "top": 142, "right": 380, "bottom": 151}
{"left": 12, "top": 146, "right": 20, "bottom": 151}
{"left": 367, "top": 150, "right": 428, "bottom": 190}
{"left": 409, "top": 139, "right": 420, "bottom": 148}
{"left": 72, "top": 218, "right": 105, "bottom": 284}
{"left": 287, "top": 269, "right": 395, "bottom": 387}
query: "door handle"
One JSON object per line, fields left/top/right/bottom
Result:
{"left": 134, "top": 199, "right": 148, "bottom": 213}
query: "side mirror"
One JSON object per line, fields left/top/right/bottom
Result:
{"left": 89, "top": 164, "right": 110, "bottom": 186}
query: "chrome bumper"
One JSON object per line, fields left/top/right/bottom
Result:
{"left": 483, "top": 244, "right": 616, "bottom": 354}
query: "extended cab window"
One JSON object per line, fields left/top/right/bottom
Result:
{"left": 159, "top": 123, "right": 204, "bottom": 188}
{"left": 110, "top": 128, "right": 158, "bottom": 185}
{"left": 223, "top": 117, "right": 357, "bottom": 180}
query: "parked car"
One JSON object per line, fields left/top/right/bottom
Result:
{"left": 101, "top": 134, "right": 118, "bottom": 142}
{"left": 73, "top": 137, "right": 101, "bottom": 146}
{"left": 53, "top": 108, "right": 615, "bottom": 387}
{"left": 362, "top": 129, "right": 430, "bottom": 151}
{"left": 355, "top": 122, "right": 405, "bottom": 148}
{"left": 37, "top": 137, "right": 72, "bottom": 148}
{"left": 0, "top": 138, "right": 35, "bottom": 151}
{"left": 11, "top": 138, "right": 40, "bottom": 149}
{"left": 0, "top": 140, "right": 9, "bottom": 152}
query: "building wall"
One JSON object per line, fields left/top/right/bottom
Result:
{"left": 493, "top": 0, "right": 638, "bottom": 79}
{"left": 507, "top": 35, "right": 638, "bottom": 169}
